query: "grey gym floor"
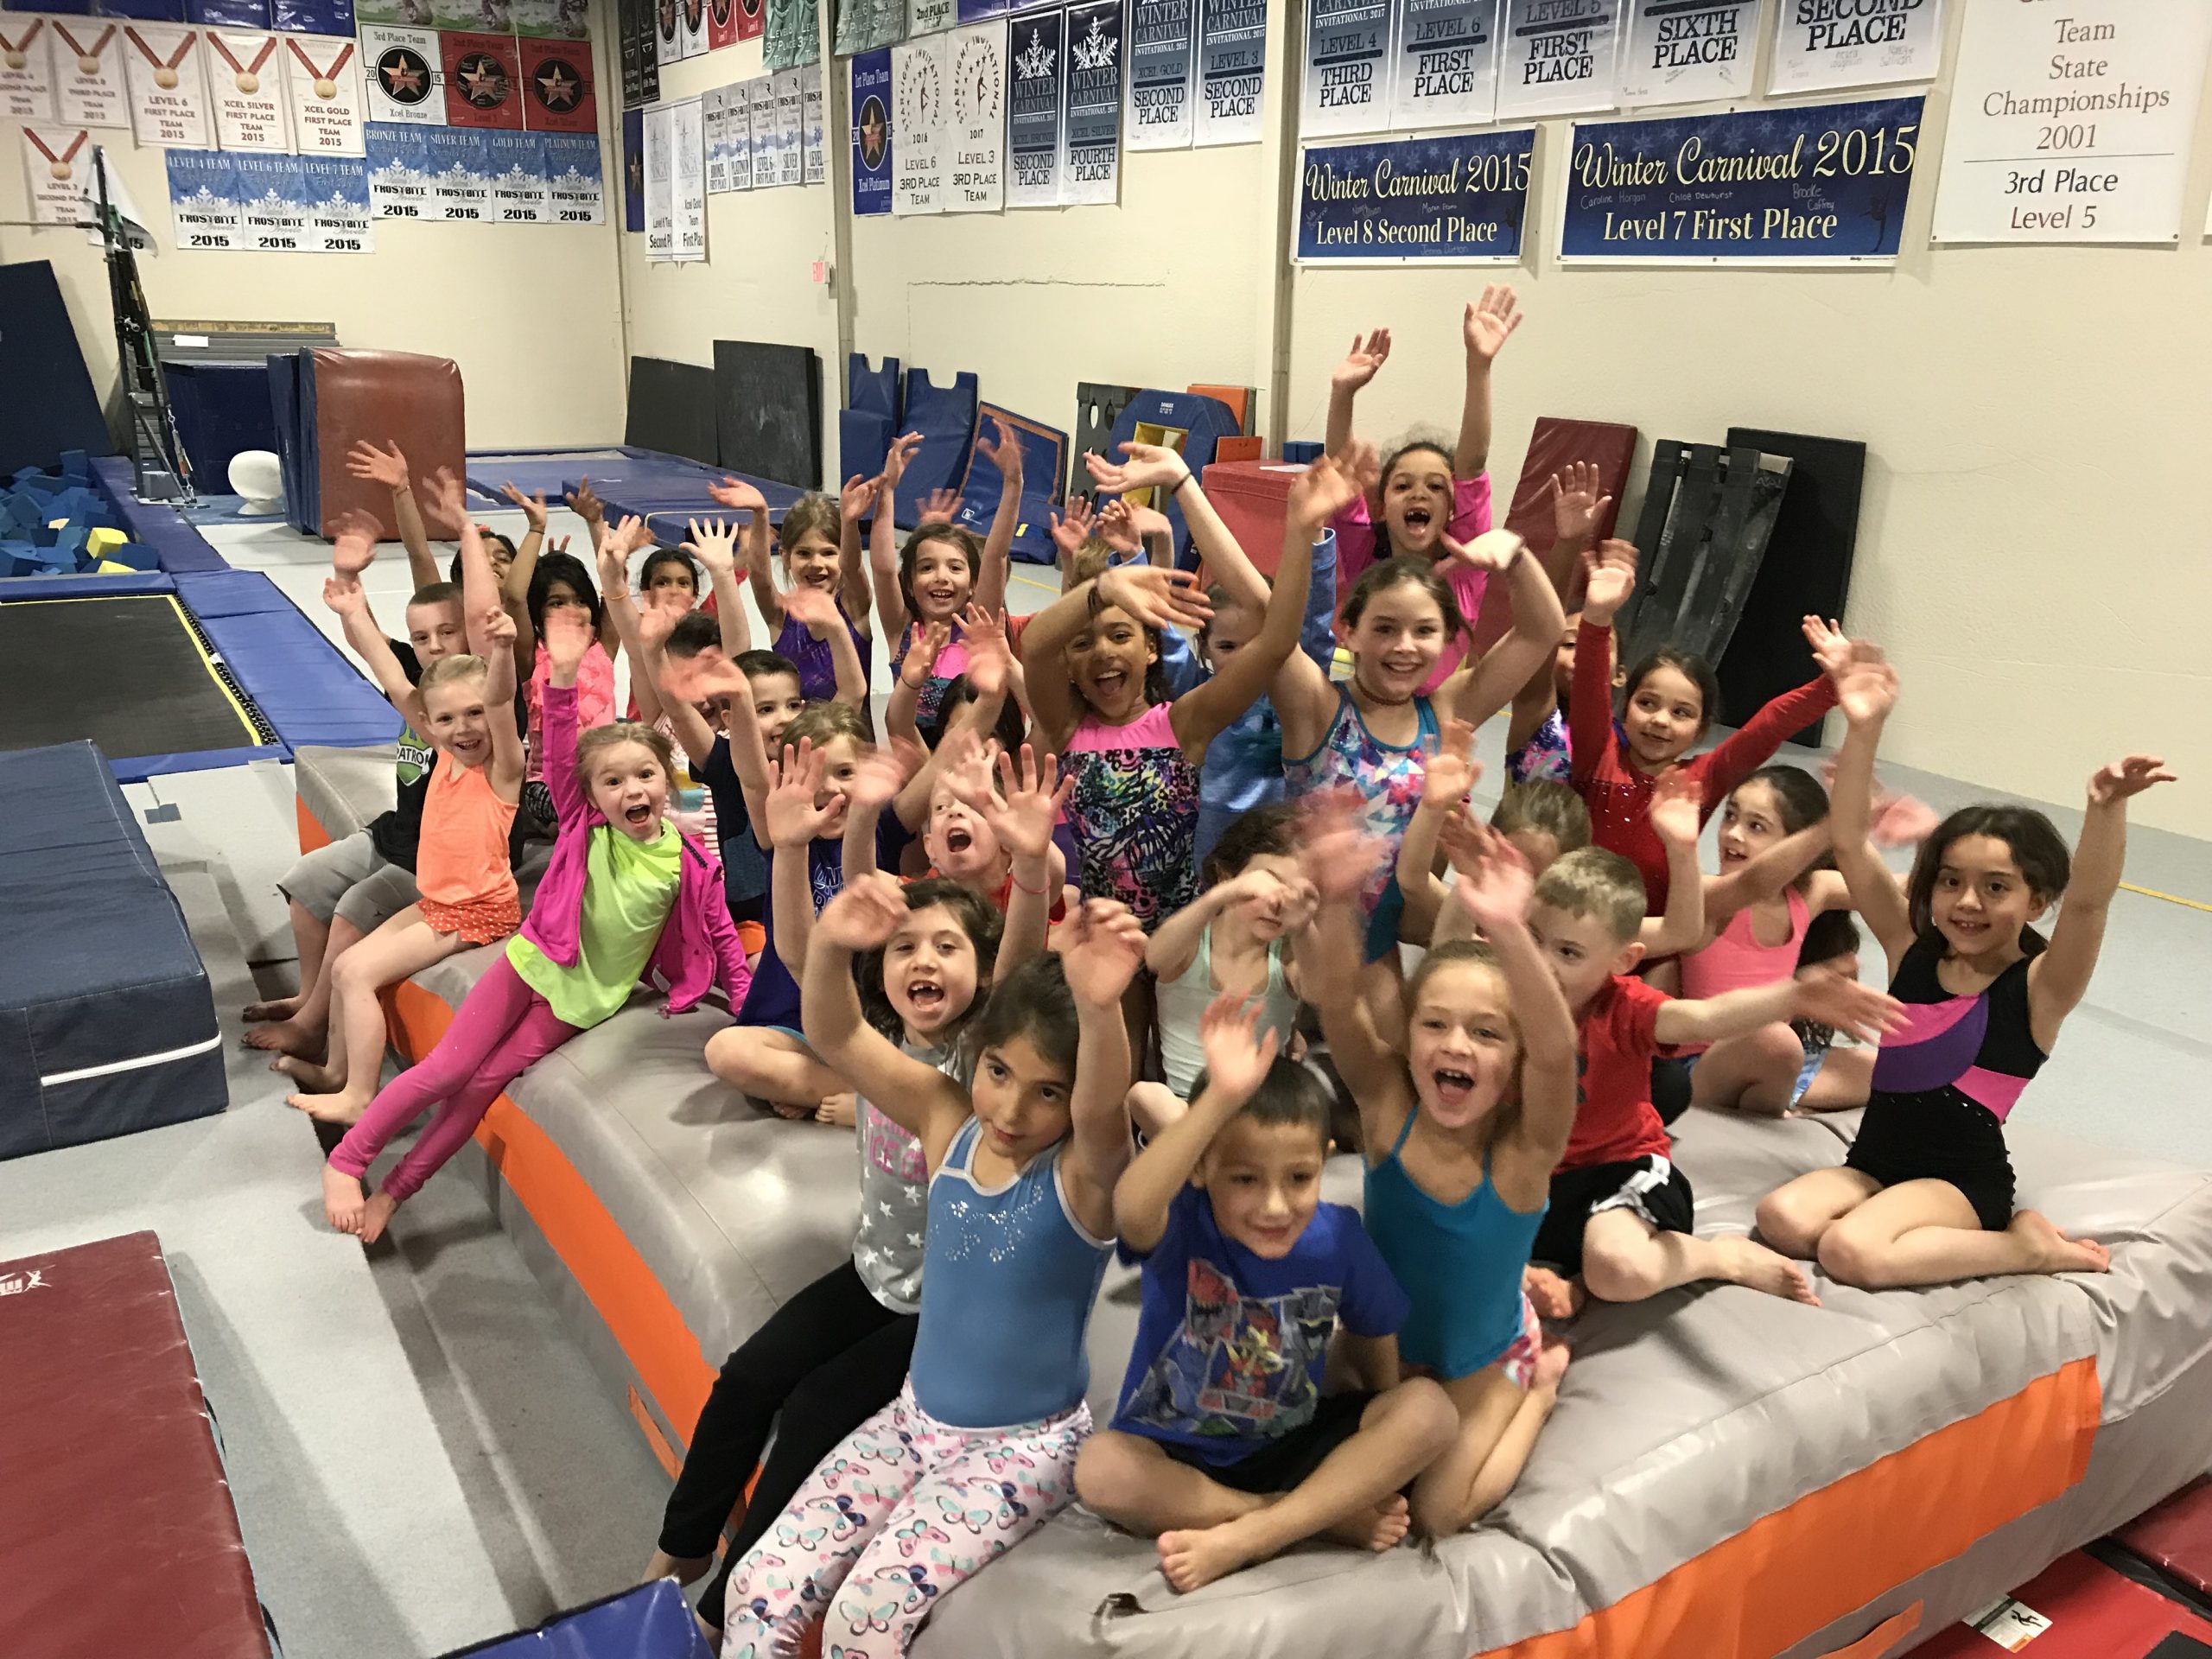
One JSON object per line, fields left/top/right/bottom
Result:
{"left": 0, "top": 512, "right": 2206, "bottom": 1659}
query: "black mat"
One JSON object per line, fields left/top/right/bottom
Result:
{"left": 0, "top": 595, "right": 264, "bottom": 761}
{"left": 1071, "top": 381, "right": 1139, "bottom": 500}
{"left": 0, "top": 261, "right": 113, "bottom": 476}
{"left": 1720, "top": 428, "right": 1865, "bottom": 747}
{"left": 625, "top": 357, "right": 719, "bottom": 467}
{"left": 714, "top": 340, "right": 823, "bottom": 490}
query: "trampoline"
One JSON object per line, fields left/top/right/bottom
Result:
{"left": 0, "top": 587, "right": 281, "bottom": 778}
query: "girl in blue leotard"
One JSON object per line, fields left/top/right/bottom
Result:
{"left": 1296, "top": 797, "right": 1580, "bottom": 1537}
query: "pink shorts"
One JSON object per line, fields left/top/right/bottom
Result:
{"left": 1495, "top": 1293, "right": 1544, "bottom": 1390}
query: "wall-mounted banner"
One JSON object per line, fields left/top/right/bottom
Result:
{"left": 364, "top": 117, "right": 431, "bottom": 215}
{"left": 441, "top": 29, "right": 522, "bottom": 130}
{"left": 910, "top": 0, "right": 954, "bottom": 36}
{"left": 167, "top": 143, "right": 242, "bottom": 242}
{"left": 945, "top": 19, "right": 1003, "bottom": 207}
{"left": 519, "top": 36, "right": 594, "bottom": 132}
{"left": 204, "top": 27, "right": 290, "bottom": 150}
{"left": 1386, "top": 0, "right": 1495, "bottom": 132}
{"left": 1560, "top": 93, "right": 1923, "bottom": 264}
{"left": 702, "top": 78, "right": 732, "bottom": 189}
{"left": 678, "top": 0, "right": 709, "bottom": 59}
{"left": 746, "top": 73, "right": 774, "bottom": 186}
{"left": 959, "top": 0, "right": 1008, "bottom": 18}
{"left": 708, "top": 0, "right": 738, "bottom": 48}
{"left": 1768, "top": 0, "right": 1942, "bottom": 97}
{"left": 233, "top": 150, "right": 309, "bottom": 248}
{"left": 1931, "top": 0, "right": 2210, "bottom": 245}
{"left": 52, "top": 22, "right": 129, "bottom": 130}
{"left": 283, "top": 37, "right": 364, "bottom": 155}
{"left": 800, "top": 62, "right": 822, "bottom": 184}
{"left": 299, "top": 151, "right": 373, "bottom": 246}
{"left": 1301, "top": 0, "right": 1387, "bottom": 137}
{"left": 23, "top": 124, "right": 99, "bottom": 228}
{"left": 423, "top": 122, "right": 491, "bottom": 217}
{"left": 362, "top": 23, "right": 440, "bottom": 125}
{"left": 1495, "top": 0, "right": 1618, "bottom": 119}
{"left": 513, "top": 0, "right": 590, "bottom": 37}
{"left": 671, "top": 92, "right": 704, "bottom": 257}
{"left": 620, "top": 103, "right": 641, "bottom": 225}
{"left": 849, "top": 46, "right": 891, "bottom": 213}
{"left": 1296, "top": 123, "right": 1530, "bottom": 262}
{"left": 1193, "top": 0, "right": 1261, "bottom": 145}
{"left": 1006, "top": 5, "right": 1060, "bottom": 202}
{"left": 541, "top": 128, "right": 601, "bottom": 218}
{"left": 771, "top": 64, "right": 801, "bottom": 185}
{"left": 642, "top": 96, "right": 671, "bottom": 253}
{"left": 121, "top": 22, "right": 212, "bottom": 148}
{"left": 1063, "top": 0, "right": 1122, "bottom": 202}
{"left": 1128, "top": 0, "right": 1193, "bottom": 149}
{"left": 1, "top": 20, "right": 60, "bottom": 123}
{"left": 892, "top": 30, "right": 944, "bottom": 212}
{"left": 486, "top": 124, "right": 547, "bottom": 217}
{"left": 275, "top": 0, "right": 360, "bottom": 35}
{"left": 1618, "top": 0, "right": 1760, "bottom": 108}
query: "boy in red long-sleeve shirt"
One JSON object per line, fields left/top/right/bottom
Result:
{"left": 1569, "top": 541, "right": 1841, "bottom": 912}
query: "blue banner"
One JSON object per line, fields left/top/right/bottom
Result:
{"left": 1560, "top": 95, "right": 1925, "bottom": 264}
{"left": 1296, "top": 125, "right": 1531, "bottom": 263}
{"left": 849, "top": 48, "right": 892, "bottom": 216}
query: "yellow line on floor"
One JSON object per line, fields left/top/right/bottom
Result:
{"left": 2120, "top": 881, "right": 2212, "bottom": 914}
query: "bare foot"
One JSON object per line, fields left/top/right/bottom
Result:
{"left": 271, "top": 1052, "right": 339, "bottom": 1090}
{"left": 244, "top": 1017, "right": 325, "bottom": 1058}
{"left": 1712, "top": 1235, "right": 1822, "bottom": 1306}
{"left": 1531, "top": 1333, "right": 1571, "bottom": 1395}
{"left": 1322, "top": 1492, "right": 1410, "bottom": 1552}
{"left": 1523, "top": 1264, "right": 1585, "bottom": 1320}
{"left": 359, "top": 1190, "right": 400, "bottom": 1244}
{"left": 288, "top": 1087, "right": 371, "bottom": 1126}
{"left": 817, "top": 1090, "right": 857, "bottom": 1128}
{"left": 2011, "top": 1210, "right": 2111, "bottom": 1274}
{"left": 323, "top": 1166, "right": 366, "bottom": 1234}
{"left": 245, "top": 994, "right": 302, "bottom": 1023}
{"left": 643, "top": 1549, "right": 714, "bottom": 1587}
{"left": 1158, "top": 1520, "right": 1266, "bottom": 1594}
{"left": 768, "top": 1099, "right": 815, "bottom": 1121}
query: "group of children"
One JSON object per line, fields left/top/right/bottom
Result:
{"left": 262, "top": 290, "right": 2174, "bottom": 1656}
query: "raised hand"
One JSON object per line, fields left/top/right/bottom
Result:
{"left": 1094, "top": 564, "right": 1213, "bottom": 633}
{"left": 881, "top": 430, "right": 923, "bottom": 490}
{"left": 1198, "top": 990, "right": 1281, "bottom": 1104}
{"left": 634, "top": 597, "right": 681, "bottom": 652}
{"left": 2088, "top": 753, "right": 2177, "bottom": 806}
{"left": 960, "top": 603, "right": 1011, "bottom": 697}
{"left": 1791, "top": 975, "right": 1908, "bottom": 1046}
{"left": 1549, "top": 462, "right": 1611, "bottom": 544}
{"left": 1649, "top": 769, "right": 1702, "bottom": 845}
{"left": 604, "top": 513, "right": 652, "bottom": 559}
{"left": 1801, "top": 615, "right": 1852, "bottom": 682}
{"left": 345, "top": 438, "right": 409, "bottom": 490}
{"left": 499, "top": 482, "right": 549, "bottom": 533}
{"left": 1096, "top": 498, "right": 1142, "bottom": 556}
{"left": 1437, "top": 804, "right": 1488, "bottom": 880}
{"left": 1286, "top": 449, "right": 1367, "bottom": 529}
{"left": 1049, "top": 497, "right": 1096, "bottom": 562}
{"left": 918, "top": 486, "right": 964, "bottom": 523}
{"left": 564, "top": 475, "right": 604, "bottom": 527}
{"left": 684, "top": 516, "right": 740, "bottom": 579}
{"left": 1464, "top": 283, "right": 1523, "bottom": 362}
{"left": 321, "top": 574, "right": 367, "bottom": 618}
{"left": 708, "top": 476, "right": 767, "bottom": 518}
{"left": 1867, "top": 786, "right": 1940, "bottom": 849}
{"left": 1834, "top": 642, "right": 1897, "bottom": 728}
{"left": 1331, "top": 327, "right": 1392, "bottom": 394}
{"left": 426, "top": 467, "right": 467, "bottom": 531}
{"left": 976, "top": 414, "right": 1025, "bottom": 481}
{"left": 1422, "top": 719, "right": 1478, "bottom": 810}
{"left": 817, "top": 871, "right": 912, "bottom": 953}
{"left": 764, "top": 738, "right": 838, "bottom": 846}
{"left": 1450, "top": 820, "right": 1535, "bottom": 936}
{"left": 331, "top": 509, "right": 379, "bottom": 576}
{"left": 839, "top": 472, "right": 880, "bottom": 527}
{"left": 658, "top": 646, "right": 745, "bottom": 707}
{"left": 1442, "top": 527, "right": 1526, "bottom": 574}
{"left": 849, "top": 738, "right": 923, "bottom": 815}
{"left": 1084, "top": 441, "right": 1190, "bottom": 498}
{"left": 543, "top": 606, "right": 594, "bottom": 680}
{"left": 594, "top": 537, "right": 629, "bottom": 601}
{"left": 976, "top": 744, "right": 1072, "bottom": 861}
{"left": 899, "top": 620, "right": 951, "bottom": 689}
{"left": 1297, "top": 790, "right": 1382, "bottom": 904}
{"left": 780, "top": 579, "right": 842, "bottom": 633}
{"left": 1059, "top": 899, "right": 1148, "bottom": 1008}
{"left": 1580, "top": 538, "right": 1639, "bottom": 626}
{"left": 480, "top": 605, "right": 518, "bottom": 656}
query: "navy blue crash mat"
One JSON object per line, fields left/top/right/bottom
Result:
{"left": 0, "top": 742, "right": 225, "bottom": 1160}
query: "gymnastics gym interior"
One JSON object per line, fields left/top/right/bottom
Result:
{"left": 3, "top": 1, "right": 2211, "bottom": 1655}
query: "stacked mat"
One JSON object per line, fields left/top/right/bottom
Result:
{"left": 0, "top": 743, "right": 225, "bottom": 1159}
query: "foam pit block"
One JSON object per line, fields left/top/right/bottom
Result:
{"left": 60, "top": 449, "right": 90, "bottom": 482}
{"left": 96, "top": 561, "right": 133, "bottom": 575}
{"left": 110, "top": 543, "right": 162, "bottom": 571}
{"left": 953, "top": 404, "right": 1066, "bottom": 566}
{"left": 85, "top": 527, "right": 125, "bottom": 561}
{"left": 14, "top": 473, "right": 63, "bottom": 499}
{"left": 893, "top": 368, "right": 980, "bottom": 527}
{"left": 3, "top": 494, "right": 41, "bottom": 532}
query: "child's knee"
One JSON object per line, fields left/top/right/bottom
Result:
{"left": 329, "top": 948, "right": 378, "bottom": 995}
{"left": 1815, "top": 1222, "right": 1885, "bottom": 1288}
{"left": 705, "top": 1025, "right": 760, "bottom": 1087}
{"left": 1755, "top": 1191, "right": 1815, "bottom": 1255}
{"left": 1072, "top": 1432, "right": 1154, "bottom": 1520}
{"left": 1388, "top": 1377, "right": 1459, "bottom": 1459}
{"left": 1580, "top": 1236, "right": 1659, "bottom": 1305}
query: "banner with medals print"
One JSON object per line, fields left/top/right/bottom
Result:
{"left": 205, "top": 26, "right": 291, "bottom": 149}
{"left": 283, "top": 34, "right": 363, "bottom": 153}
{"left": 122, "top": 20, "right": 212, "bottom": 145}
{"left": 52, "top": 22, "right": 130, "bottom": 130}
{"left": 23, "top": 122, "right": 99, "bottom": 225}
{"left": 2, "top": 18, "right": 61, "bottom": 123}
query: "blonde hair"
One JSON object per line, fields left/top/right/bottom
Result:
{"left": 1492, "top": 781, "right": 1592, "bottom": 856}
{"left": 1534, "top": 847, "right": 1647, "bottom": 944}
{"left": 575, "top": 721, "right": 675, "bottom": 785}
{"left": 1065, "top": 538, "right": 1117, "bottom": 588}
{"left": 782, "top": 700, "right": 868, "bottom": 755}
{"left": 778, "top": 493, "right": 841, "bottom": 557}
{"left": 417, "top": 653, "right": 489, "bottom": 698}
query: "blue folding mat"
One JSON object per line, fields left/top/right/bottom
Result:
{"left": 0, "top": 741, "right": 226, "bottom": 1160}
{"left": 891, "top": 368, "right": 979, "bottom": 528}
{"left": 1099, "top": 388, "right": 1243, "bottom": 564}
{"left": 951, "top": 402, "right": 1066, "bottom": 565}
{"left": 434, "top": 1580, "right": 710, "bottom": 1659}
{"left": 838, "top": 352, "right": 902, "bottom": 486}
{"left": 465, "top": 449, "right": 804, "bottom": 547}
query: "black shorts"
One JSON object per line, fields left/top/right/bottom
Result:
{"left": 1530, "top": 1154, "right": 1696, "bottom": 1278}
{"left": 1845, "top": 1092, "right": 2016, "bottom": 1231}
{"left": 1160, "top": 1390, "right": 1374, "bottom": 1495}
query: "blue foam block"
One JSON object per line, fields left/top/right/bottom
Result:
{"left": 839, "top": 409, "right": 893, "bottom": 490}
{"left": 60, "top": 448, "right": 90, "bottom": 482}
{"left": 109, "top": 542, "right": 162, "bottom": 571}
{"left": 48, "top": 486, "right": 99, "bottom": 524}
{"left": 849, "top": 353, "right": 903, "bottom": 422}
{"left": 13, "top": 474, "right": 63, "bottom": 499}
{"left": 954, "top": 403, "right": 1067, "bottom": 566}
{"left": 1281, "top": 440, "right": 1324, "bottom": 465}
{"left": 892, "top": 368, "right": 979, "bottom": 528}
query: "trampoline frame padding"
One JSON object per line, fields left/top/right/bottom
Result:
{"left": 0, "top": 742, "right": 226, "bottom": 1159}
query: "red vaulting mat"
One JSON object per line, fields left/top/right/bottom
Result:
{"left": 2118, "top": 1478, "right": 2212, "bottom": 1601}
{"left": 0, "top": 1231, "right": 269, "bottom": 1659}
{"left": 1912, "top": 1551, "right": 2212, "bottom": 1658}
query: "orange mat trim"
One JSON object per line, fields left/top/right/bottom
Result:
{"left": 1484, "top": 1354, "right": 2101, "bottom": 1659}
{"left": 296, "top": 795, "right": 332, "bottom": 853}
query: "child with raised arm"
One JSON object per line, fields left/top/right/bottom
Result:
{"left": 1322, "top": 287, "right": 1522, "bottom": 689}
{"left": 1515, "top": 845, "right": 1905, "bottom": 1319}
{"left": 1294, "top": 800, "right": 1575, "bottom": 1536}
{"left": 710, "top": 475, "right": 874, "bottom": 703}
{"left": 1503, "top": 463, "right": 1617, "bottom": 785}
{"left": 1755, "top": 644, "right": 2171, "bottom": 1288}
{"left": 1019, "top": 461, "right": 1328, "bottom": 932}
{"left": 1570, "top": 543, "right": 1843, "bottom": 912}
{"left": 321, "top": 606, "right": 750, "bottom": 1245}
{"left": 1077, "top": 995, "right": 1455, "bottom": 1592}
{"left": 713, "top": 886, "right": 1147, "bottom": 1657}
{"left": 279, "top": 516, "right": 525, "bottom": 1123}
{"left": 873, "top": 420, "right": 1023, "bottom": 730}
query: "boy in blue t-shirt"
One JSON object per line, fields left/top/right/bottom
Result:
{"left": 1074, "top": 996, "right": 1458, "bottom": 1593}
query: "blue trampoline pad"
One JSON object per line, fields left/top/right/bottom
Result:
{"left": 464, "top": 450, "right": 629, "bottom": 504}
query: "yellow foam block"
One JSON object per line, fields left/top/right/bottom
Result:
{"left": 97, "top": 560, "right": 135, "bottom": 575}
{"left": 85, "top": 527, "right": 126, "bottom": 558}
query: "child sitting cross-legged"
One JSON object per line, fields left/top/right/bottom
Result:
{"left": 1075, "top": 995, "right": 1456, "bottom": 1592}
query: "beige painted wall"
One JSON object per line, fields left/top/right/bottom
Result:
{"left": 1287, "top": 3, "right": 2212, "bottom": 840}
{"left": 0, "top": 36, "right": 628, "bottom": 448}
{"left": 615, "top": 40, "right": 843, "bottom": 487}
